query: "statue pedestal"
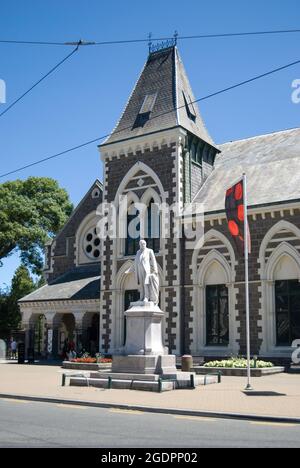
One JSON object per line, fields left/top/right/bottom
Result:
{"left": 112, "top": 301, "right": 177, "bottom": 375}
{"left": 124, "top": 301, "right": 165, "bottom": 356}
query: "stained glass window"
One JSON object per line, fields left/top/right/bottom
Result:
{"left": 206, "top": 285, "right": 229, "bottom": 346}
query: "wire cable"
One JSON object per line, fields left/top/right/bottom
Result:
{"left": 1, "top": 56, "right": 299, "bottom": 179}
{"left": 0, "top": 45, "right": 79, "bottom": 118}
{"left": 1, "top": 29, "right": 300, "bottom": 46}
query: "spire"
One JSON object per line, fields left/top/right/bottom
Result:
{"left": 101, "top": 45, "right": 216, "bottom": 148}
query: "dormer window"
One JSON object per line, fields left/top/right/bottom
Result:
{"left": 183, "top": 91, "right": 196, "bottom": 122}
{"left": 133, "top": 92, "right": 158, "bottom": 129}
{"left": 139, "top": 93, "right": 157, "bottom": 114}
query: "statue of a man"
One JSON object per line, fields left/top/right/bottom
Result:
{"left": 125, "top": 239, "right": 159, "bottom": 305}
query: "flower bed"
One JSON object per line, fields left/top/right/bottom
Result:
{"left": 70, "top": 357, "right": 112, "bottom": 364}
{"left": 62, "top": 360, "right": 112, "bottom": 371}
{"left": 193, "top": 358, "right": 284, "bottom": 377}
{"left": 204, "top": 358, "right": 274, "bottom": 369}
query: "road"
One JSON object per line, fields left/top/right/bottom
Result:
{"left": 0, "top": 398, "right": 299, "bottom": 448}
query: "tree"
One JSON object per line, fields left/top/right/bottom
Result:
{"left": 0, "top": 177, "right": 73, "bottom": 274}
{"left": 0, "top": 266, "right": 36, "bottom": 336}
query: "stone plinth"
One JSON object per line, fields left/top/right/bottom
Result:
{"left": 112, "top": 354, "right": 177, "bottom": 375}
{"left": 124, "top": 302, "right": 165, "bottom": 356}
{"left": 70, "top": 301, "right": 219, "bottom": 391}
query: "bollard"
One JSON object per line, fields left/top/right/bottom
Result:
{"left": 217, "top": 371, "right": 222, "bottom": 383}
{"left": 253, "top": 355, "right": 258, "bottom": 369}
{"left": 182, "top": 355, "right": 193, "bottom": 372}
{"left": 108, "top": 376, "right": 112, "bottom": 389}
{"left": 158, "top": 377, "right": 162, "bottom": 393}
{"left": 62, "top": 374, "right": 66, "bottom": 387}
{"left": 190, "top": 374, "right": 195, "bottom": 389}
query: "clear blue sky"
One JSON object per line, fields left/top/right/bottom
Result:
{"left": 0, "top": 0, "right": 300, "bottom": 287}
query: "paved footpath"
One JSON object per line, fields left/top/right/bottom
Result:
{"left": 0, "top": 363, "right": 300, "bottom": 421}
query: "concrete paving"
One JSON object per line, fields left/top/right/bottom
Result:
{"left": 0, "top": 363, "right": 300, "bottom": 420}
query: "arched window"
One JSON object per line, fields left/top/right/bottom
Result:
{"left": 204, "top": 261, "right": 229, "bottom": 346}
{"left": 273, "top": 254, "right": 300, "bottom": 346}
{"left": 146, "top": 198, "right": 160, "bottom": 253}
{"left": 275, "top": 280, "right": 300, "bottom": 346}
{"left": 206, "top": 285, "right": 229, "bottom": 346}
{"left": 125, "top": 202, "right": 140, "bottom": 256}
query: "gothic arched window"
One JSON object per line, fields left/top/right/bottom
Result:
{"left": 125, "top": 202, "right": 140, "bottom": 256}
{"left": 146, "top": 198, "right": 160, "bottom": 253}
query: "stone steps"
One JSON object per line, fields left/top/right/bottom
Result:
{"left": 69, "top": 374, "right": 218, "bottom": 392}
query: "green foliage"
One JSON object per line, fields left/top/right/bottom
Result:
{"left": 203, "top": 357, "right": 274, "bottom": 369}
{"left": 0, "top": 177, "right": 73, "bottom": 274}
{"left": 0, "top": 266, "right": 36, "bottom": 337}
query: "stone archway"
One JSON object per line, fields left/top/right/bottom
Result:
{"left": 28, "top": 314, "right": 48, "bottom": 358}
{"left": 81, "top": 313, "right": 100, "bottom": 356}
{"left": 52, "top": 313, "right": 76, "bottom": 358}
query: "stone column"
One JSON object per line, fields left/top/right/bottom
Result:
{"left": 44, "top": 312, "right": 56, "bottom": 360}
{"left": 20, "top": 309, "right": 33, "bottom": 360}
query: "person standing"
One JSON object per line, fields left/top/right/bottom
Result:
{"left": 10, "top": 338, "right": 17, "bottom": 360}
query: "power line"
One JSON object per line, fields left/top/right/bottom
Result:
{"left": 1, "top": 56, "right": 299, "bottom": 179}
{"left": 1, "top": 29, "right": 300, "bottom": 47}
{"left": 0, "top": 45, "right": 79, "bottom": 118}
{"left": 178, "top": 29, "right": 300, "bottom": 40}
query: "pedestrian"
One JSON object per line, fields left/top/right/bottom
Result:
{"left": 10, "top": 338, "right": 17, "bottom": 360}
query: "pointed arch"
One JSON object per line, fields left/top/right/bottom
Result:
{"left": 140, "top": 186, "right": 161, "bottom": 205}
{"left": 259, "top": 220, "right": 300, "bottom": 269}
{"left": 191, "top": 229, "right": 236, "bottom": 284}
{"left": 114, "top": 259, "right": 135, "bottom": 290}
{"left": 114, "top": 161, "right": 167, "bottom": 204}
{"left": 110, "top": 260, "right": 165, "bottom": 353}
{"left": 141, "top": 188, "right": 161, "bottom": 249}
{"left": 265, "top": 242, "right": 300, "bottom": 281}
{"left": 260, "top": 237, "right": 300, "bottom": 356}
{"left": 197, "top": 249, "right": 232, "bottom": 286}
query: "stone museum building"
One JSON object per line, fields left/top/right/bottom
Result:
{"left": 19, "top": 42, "right": 300, "bottom": 363}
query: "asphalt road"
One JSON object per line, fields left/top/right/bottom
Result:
{"left": 0, "top": 398, "right": 299, "bottom": 448}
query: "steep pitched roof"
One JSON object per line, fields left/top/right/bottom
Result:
{"left": 193, "top": 127, "right": 300, "bottom": 213}
{"left": 101, "top": 46, "right": 215, "bottom": 147}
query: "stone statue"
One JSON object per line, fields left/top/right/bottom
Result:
{"left": 125, "top": 239, "right": 159, "bottom": 305}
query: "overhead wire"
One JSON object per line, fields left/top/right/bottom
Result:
{"left": 1, "top": 55, "right": 299, "bottom": 179}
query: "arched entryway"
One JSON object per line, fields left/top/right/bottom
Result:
{"left": 83, "top": 313, "right": 100, "bottom": 355}
{"left": 28, "top": 314, "right": 48, "bottom": 358}
{"left": 54, "top": 314, "right": 76, "bottom": 358}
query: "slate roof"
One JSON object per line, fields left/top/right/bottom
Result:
{"left": 19, "top": 265, "right": 100, "bottom": 303}
{"left": 193, "top": 127, "right": 300, "bottom": 213}
{"left": 101, "top": 46, "right": 215, "bottom": 147}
